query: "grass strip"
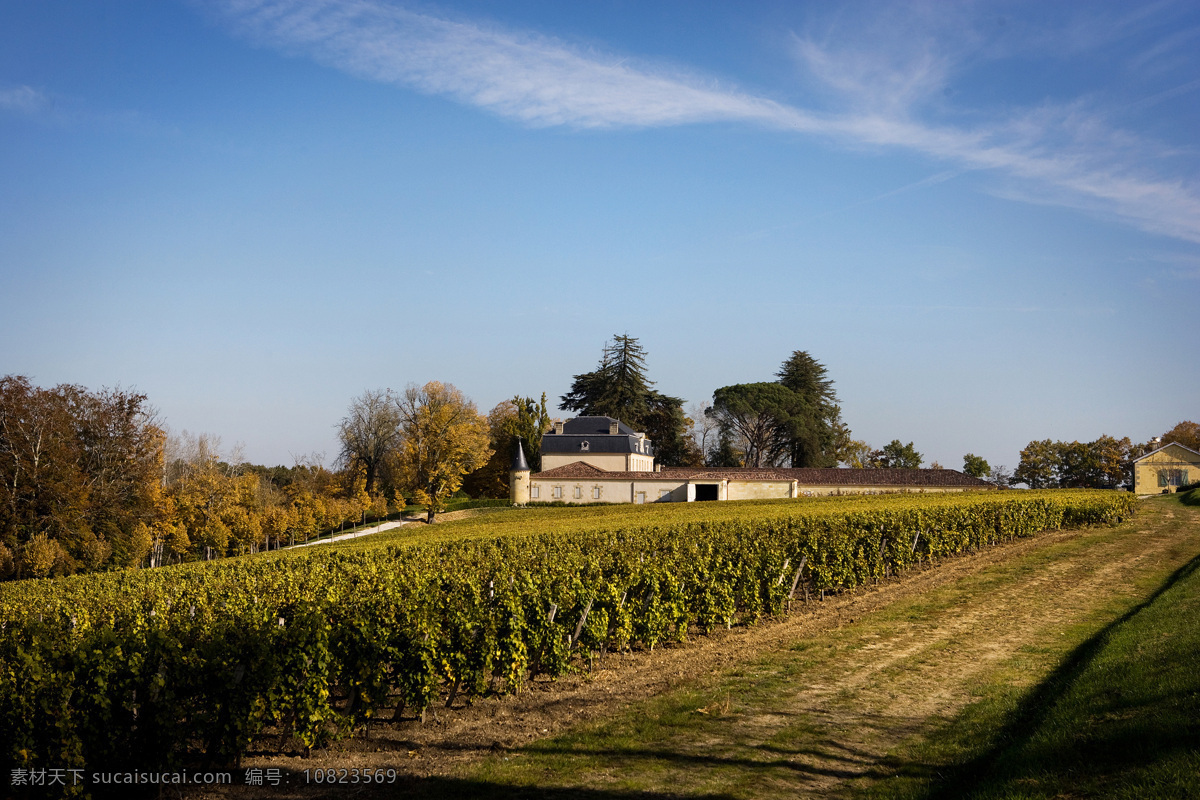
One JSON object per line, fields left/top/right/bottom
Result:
{"left": 867, "top": 490, "right": 1200, "bottom": 800}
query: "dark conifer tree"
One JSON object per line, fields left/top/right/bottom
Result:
{"left": 775, "top": 351, "right": 844, "bottom": 468}
{"left": 561, "top": 335, "right": 695, "bottom": 466}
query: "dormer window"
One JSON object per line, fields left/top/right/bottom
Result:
{"left": 580, "top": 441, "right": 590, "bottom": 451}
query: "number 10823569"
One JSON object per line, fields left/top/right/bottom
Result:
{"left": 303, "top": 768, "right": 398, "bottom": 784}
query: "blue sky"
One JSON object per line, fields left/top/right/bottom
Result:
{"left": 2, "top": 0, "right": 1197, "bottom": 471}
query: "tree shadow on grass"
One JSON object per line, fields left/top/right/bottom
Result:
{"left": 91, "top": 775, "right": 746, "bottom": 800}
{"left": 514, "top": 738, "right": 880, "bottom": 781}
{"left": 908, "top": 549, "right": 1200, "bottom": 799}
{"left": 327, "top": 776, "right": 744, "bottom": 800}
{"left": 300, "top": 737, "right": 883, "bottom": 799}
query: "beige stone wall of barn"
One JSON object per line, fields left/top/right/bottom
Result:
{"left": 793, "top": 485, "right": 973, "bottom": 497}
{"left": 528, "top": 476, "right": 983, "bottom": 505}
{"left": 632, "top": 479, "right": 689, "bottom": 503}
{"left": 724, "top": 482, "right": 974, "bottom": 500}
{"left": 1134, "top": 445, "right": 1200, "bottom": 494}
{"left": 726, "top": 481, "right": 796, "bottom": 501}
{"left": 529, "top": 478, "right": 686, "bottom": 504}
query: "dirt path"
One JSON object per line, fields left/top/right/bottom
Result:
{"left": 196, "top": 499, "right": 1198, "bottom": 798}
{"left": 288, "top": 520, "right": 406, "bottom": 548}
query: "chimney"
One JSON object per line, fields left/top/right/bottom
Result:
{"left": 554, "top": 421, "right": 564, "bottom": 435}
{"left": 609, "top": 420, "right": 619, "bottom": 435}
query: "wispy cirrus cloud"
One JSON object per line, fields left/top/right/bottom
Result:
{"left": 0, "top": 85, "right": 52, "bottom": 115}
{"left": 207, "top": 0, "right": 1200, "bottom": 244}
{"left": 209, "top": 0, "right": 812, "bottom": 129}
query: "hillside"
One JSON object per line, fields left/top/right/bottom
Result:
{"left": 201, "top": 492, "right": 1196, "bottom": 799}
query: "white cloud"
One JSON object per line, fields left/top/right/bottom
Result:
{"left": 213, "top": 0, "right": 808, "bottom": 129}
{"left": 0, "top": 85, "right": 50, "bottom": 115}
{"left": 208, "top": 0, "right": 1200, "bottom": 244}
{"left": 1127, "top": 22, "right": 1200, "bottom": 71}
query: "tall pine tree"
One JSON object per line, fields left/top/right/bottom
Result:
{"left": 561, "top": 335, "right": 698, "bottom": 467}
{"left": 775, "top": 351, "right": 845, "bottom": 468}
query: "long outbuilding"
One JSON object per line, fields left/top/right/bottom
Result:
{"left": 510, "top": 415, "right": 992, "bottom": 505}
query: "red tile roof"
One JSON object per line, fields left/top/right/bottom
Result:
{"left": 532, "top": 462, "right": 992, "bottom": 488}
{"left": 772, "top": 468, "right": 991, "bottom": 488}
{"left": 535, "top": 462, "right": 610, "bottom": 478}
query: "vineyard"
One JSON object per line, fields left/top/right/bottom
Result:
{"left": 0, "top": 490, "right": 1134, "bottom": 784}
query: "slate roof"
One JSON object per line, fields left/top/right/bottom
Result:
{"left": 541, "top": 416, "right": 653, "bottom": 456}
{"left": 532, "top": 462, "right": 992, "bottom": 488}
{"left": 561, "top": 416, "right": 638, "bottom": 436}
{"left": 511, "top": 439, "right": 530, "bottom": 472}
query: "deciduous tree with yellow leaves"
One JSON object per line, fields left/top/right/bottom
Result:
{"left": 396, "top": 381, "right": 492, "bottom": 523}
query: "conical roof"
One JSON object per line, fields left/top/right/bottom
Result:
{"left": 511, "top": 439, "right": 530, "bottom": 472}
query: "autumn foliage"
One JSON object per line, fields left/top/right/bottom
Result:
{"left": 396, "top": 381, "right": 492, "bottom": 522}
{"left": 0, "top": 376, "right": 164, "bottom": 578}
{"left": 0, "top": 377, "right": 394, "bottom": 580}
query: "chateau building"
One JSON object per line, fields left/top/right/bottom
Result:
{"left": 510, "top": 415, "right": 992, "bottom": 505}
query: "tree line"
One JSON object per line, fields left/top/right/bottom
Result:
{"left": 0, "top": 377, "right": 441, "bottom": 580}
{"left": 0, "top": 376, "right": 162, "bottom": 579}
{"left": 0, "top": 340, "right": 986, "bottom": 581}
{"left": 561, "top": 336, "right": 859, "bottom": 470}
{"left": 4, "top": 348, "right": 1189, "bottom": 579}
{"left": 343, "top": 336, "right": 955, "bottom": 514}
{"left": 579, "top": 338, "right": 942, "bottom": 473}
{"left": 1012, "top": 422, "right": 1198, "bottom": 490}
{"left": 335, "top": 381, "right": 493, "bottom": 523}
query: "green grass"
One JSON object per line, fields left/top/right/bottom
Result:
{"left": 1176, "top": 486, "right": 1200, "bottom": 507}
{"left": 863, "top": 492, "right": 1200, "bottom": 800}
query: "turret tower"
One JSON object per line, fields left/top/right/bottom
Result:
{"left": 509, "top": 439, "right": 531, "bottom": 506}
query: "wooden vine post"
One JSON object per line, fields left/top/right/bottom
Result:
{"left": 786, "top": 555, "right": 808, "bottom": 613}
